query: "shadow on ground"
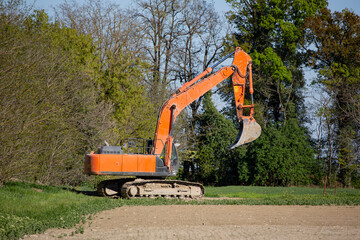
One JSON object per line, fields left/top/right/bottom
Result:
{"left": 63, "top": 187, "right": 100, "bottom": 197}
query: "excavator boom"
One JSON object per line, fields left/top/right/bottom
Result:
{"left": 153, "top": 47, "right": 261, "bottom": 166}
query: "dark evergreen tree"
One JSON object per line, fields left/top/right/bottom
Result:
{"left": 245, "top": 105, "right": 317, "bottom": 186}
{"left": 190, "top": 92, "right": 247, "bottom": 186}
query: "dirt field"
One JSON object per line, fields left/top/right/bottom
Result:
{"left": 24, "top": 204, "right": 360, "bottom": 240}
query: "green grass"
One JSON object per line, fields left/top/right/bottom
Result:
{"left": 204, "top": 185, "right": 360, "bottom": 206}
{"left": 205, "top": 185, "right": 359, "bottom": 198}
{"left": 0, "top": 182, "right": 121, "bottom": 239}
{"left": 1, "top": 182, "right": 360, "bottom": 239}
{"left": 0, "top": 182, "right": 181, "bottom": 239}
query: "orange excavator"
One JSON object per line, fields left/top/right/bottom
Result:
{"left": 85, "top": 47, "right": 261, "bottom": 199}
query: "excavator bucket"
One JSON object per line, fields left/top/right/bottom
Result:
{"left": 229, "top": 118, "right": 262, "bottom": 149}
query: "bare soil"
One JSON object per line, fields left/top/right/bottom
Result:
{"left": 24, "top": 205, "right": 360, "bottom": 240}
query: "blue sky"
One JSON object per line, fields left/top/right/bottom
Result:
{"left": 32, "top": 0, "right": 360, "bottom": 17}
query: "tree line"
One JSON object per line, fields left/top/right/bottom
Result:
{"left": 0, "top": 0, "right": 359, "bottom": 187}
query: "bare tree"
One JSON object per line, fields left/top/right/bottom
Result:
{"left": 312, "top": 88, "right": 336, "bottom": 185}
{"left": 56, "top": 0, "right": 144, "bottom": 64}
{"left": 134, "top": 0, "right": 227, "bottom": 107}
{"left": 134, "top": 0, "right": 187, "bottom": 107}
{"left": 169, "top": 0, "right": 227, "bottom": 159}
{"left": 173, "top": 0, "right": 226, "bottom": 117}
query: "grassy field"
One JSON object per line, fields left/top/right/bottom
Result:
{"left": 204, "top": 185, "right": 360, "bottom": 206}
{"left": 205, "top": 185, "right": 359, "bottom": 198}
{"left": 0, "top": 182, "right": 359, "bottom": 239}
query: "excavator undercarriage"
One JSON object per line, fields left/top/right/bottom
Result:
{"left": 97, "top": 178, "right": 204, "bottom": 199}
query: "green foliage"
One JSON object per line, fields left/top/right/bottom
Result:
{"left": 252, "top": 47, "right": 292, "bottom": 84}
{"left": 0, "top": 6, "right": 111, "bottom": 185}
{"left": 224, "top": 0, "right": 326, "bottom": 122}
{"left": 99, "top": 51, "right": 156, "bottom": 141}
{"left": 226, "top": 0, "right": 326, "bottom": 53}
{"left": 191, "top": 92, "right": 247, "bottom": 185}
{"left": 0, "top": 214, "right": 42, "bottom": 240}
{"left": 245, "top": 116, "right": 316, "bottom": 186}
{"left": 352, "top": 172, "right": 360, "bottom": 189}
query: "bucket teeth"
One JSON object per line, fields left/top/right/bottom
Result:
{"left": 229, "top": 118, "right": 261, "bottom": 149}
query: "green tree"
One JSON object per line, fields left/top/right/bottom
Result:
{"left": 246, "top": 108, "right": 316, "bottom": 186}
{"left": 224, "top": 0, "right": 326, "bottom": 123}
{"left": 100, "top": 51, "right": 155, "bottom": 141}
{"left": 0, "top": 2, "right": 113, "bottom": 185}
{"left": 221, "top": 0, "right": 326, "bottom": 186}
{"left": 303, "top": 8, "right": 360, "bottom": 186}
{"left": 190, "top": 92, "right": 247, "bottom": 186}
{"left": 222, "top": 0, "right": 326, "bottom": 125}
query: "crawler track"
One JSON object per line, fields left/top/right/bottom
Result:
{"left": 97, "top": 178, "right": 204, "bottom": 199}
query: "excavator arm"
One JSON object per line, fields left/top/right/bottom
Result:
{"left": 153, "top": 47, "right": 261, "bottom": 168}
